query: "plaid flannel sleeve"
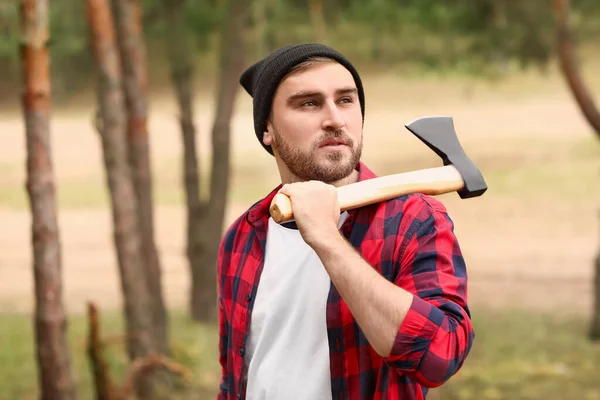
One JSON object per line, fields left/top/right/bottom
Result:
{"left": 217, "top": 237, "right": 229, "bottom": 399}
{"left": 385, "top": 196, "right": 474, "bottom": 388}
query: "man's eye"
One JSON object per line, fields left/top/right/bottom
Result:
{"left": 339, "top": 97, "right": 353, "bottom": 103}
{"left": 302, "top": 101, "right": 317, "bottom": 107}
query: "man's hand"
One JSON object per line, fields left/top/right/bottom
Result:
{"left": 280, "top": 180, "right": 415, "bottom": 359}
{"left": 278, "top": 181, "right": 341, "bottom": 247}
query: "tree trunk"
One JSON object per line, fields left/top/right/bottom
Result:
{"left": 553, "top": 0, "right": 600, "bottom": 340}
{"left": 553, "top": 0, "right": 600, "bottom": 137}
{"left": 370, "top": 0, "right": 385, "bottom": 61}
{"left": 490, "top": 0, "right": 509, "bottom": 75}
{"left": 19, "top": 1, "right": 77, "bottom": 399}
{"left": 110, "top": 0, "right": 169, "bottom": 355}
{"left": 84, "top": 0, "right": 160, "bottom": 397}
{"left": 309, "top": 0, "right": 327, "bottom": 43}
{"left": 87, "top": 303, "right": 117, "bottom": 400}
{"left": 252, "top": 0, "right": 267, "bottom": 57}
{"left": 160, "top": 0, "right": 207, "bottom": 322}
{"left": 189, "top": 0, "right": 249, "bottom": 322}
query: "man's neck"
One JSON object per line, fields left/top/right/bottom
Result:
{"left": 329, "top": 168, "right": 360, "bottom": 187}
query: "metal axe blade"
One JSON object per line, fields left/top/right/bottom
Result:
{"left": 404, "top": 116, "right": 487, "bottom": 198}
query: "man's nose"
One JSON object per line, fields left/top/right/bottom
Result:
{"left": 321, "top": 101, "right": 345, "bottom": 131}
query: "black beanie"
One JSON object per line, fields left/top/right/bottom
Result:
{"left": 239, "top": 43, "right": 365, "bottom": 155}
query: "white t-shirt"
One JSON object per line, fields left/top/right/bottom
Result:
{"left": 244, "top": 213, "right": 349, "bottom": 400}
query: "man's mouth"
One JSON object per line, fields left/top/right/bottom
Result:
{"left": 319, "top": 138, "right": 348, "bottom": 147}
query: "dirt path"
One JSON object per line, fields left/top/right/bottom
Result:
{"left": 0, "top": 195, "right": 595, "bottom": 316}
{"left": 1, "top": 70, "right": 598, "bottom": 316}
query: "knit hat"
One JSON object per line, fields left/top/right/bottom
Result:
{"left": 239, "top": 43, "right": 365, "bottom": 155}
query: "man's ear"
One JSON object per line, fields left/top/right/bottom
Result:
{"left": 263, "top": 119, "right": 273, "bottom": 146}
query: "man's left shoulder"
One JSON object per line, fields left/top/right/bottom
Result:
{"left": 383, "top": 192, "right": 450, "bottom": 220}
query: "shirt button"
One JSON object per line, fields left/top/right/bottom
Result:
{"left": 237, "top": 395, "right": 242, "bottom": 399}
{"left": 246, "top": 293, "right": 252, "bottom": 301}
{"left": 239, "top": 347, "right": 245, "bottom": 356}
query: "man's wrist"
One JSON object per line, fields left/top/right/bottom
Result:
{"left": 309, "top": 227, "right": 348, "bottom": 257}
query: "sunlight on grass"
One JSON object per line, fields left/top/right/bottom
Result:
{"left": 432, "top": 309, "right": 600, "bottom": 400}
{"left": 2, "top": 308, "right": 599, "bottom": 400}
{"left": 0, "top": 310, "right": 220, "bottom": 400}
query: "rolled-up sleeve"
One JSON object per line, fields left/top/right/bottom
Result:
{"left": 385, "top": 197, "right": 474, "bottom": 388}
{"left": 217, "top": 295, "right": 229, "bottom": 399}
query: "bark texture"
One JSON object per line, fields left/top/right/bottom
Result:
{"left": 110, "top": 0, "right": 169, "bottom": 354}
{"left": 19, "top": 1, "right": 77, "bottom": 399}
{"left": 85, "top": 0, "right": 160, "bottom": 397}
{"left": 553, "top": 0, "right": 600, "bottom": 340}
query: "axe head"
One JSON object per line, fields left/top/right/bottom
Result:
{"left": 404, "top": 116, "right": 487, "bottom": 198}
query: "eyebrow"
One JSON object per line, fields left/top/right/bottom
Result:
{"left": 286, "top": 87, "right": 358, "bottom": 104}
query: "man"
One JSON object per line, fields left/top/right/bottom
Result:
{"left": 217, "top": 43, "right": 474, "bottom": 400}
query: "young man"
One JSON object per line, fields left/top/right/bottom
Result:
{"left": 217, "top": 43, "right": 474, "bottom": 400}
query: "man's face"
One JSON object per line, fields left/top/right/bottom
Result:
{"left": 264, "top": 61, "right": 363, "bottom": 184}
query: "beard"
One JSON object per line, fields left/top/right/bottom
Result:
{"left": 271, "top": 127, "right": 362, "bottom": 183}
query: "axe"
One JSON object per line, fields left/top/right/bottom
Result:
{"left": 269, "top": 116, "right": 487, "bottom": 224}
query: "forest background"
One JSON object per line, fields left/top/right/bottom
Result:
{"left": 2, "top": 0, "right": 600, "bottom": 399}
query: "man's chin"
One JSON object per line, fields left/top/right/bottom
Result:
{"left": 310, "top": 158, "right": 358, "bottom": 182}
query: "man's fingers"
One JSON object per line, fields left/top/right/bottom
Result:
{"left": 279, "top": 181, "right": 332, "bottom": 198}
{"left": 279, "top": 183, "right": 293, "bottom": 196}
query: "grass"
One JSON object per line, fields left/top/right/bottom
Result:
{"left": 364, "top": 135, "right": 600, "bottom": 202}
{"left": 1, "top": 308, "right": 599, "bottom": 400}
{"left": 465, "top": 136, "right": 600, "bottom": 200}
{"left": 431, "top": 308, "right": 600, "bottom": 400}
{"left": 0, "top": 310, "right": 220, "bottom": 400}
{"left": 0, "top": 135, "right": 598, "bottom": 211}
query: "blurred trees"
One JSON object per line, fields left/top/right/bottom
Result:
{"left": 553, "top": 0, "right": 600, "bottom": 340}
{"left": 85, "top": 0, "right": 169, "bottom": 397}
{"left": 110, "top": 0, "right": 170, "bottom": 356}
{"left": 162, "top": 0, "right": 249, "bottom": 322}
{"left": 161, "top": 0, "right": 205, "bottom": 321}
{"left": 3, "top": 0, "right": 600, "bottom": 99}
{"left": 19, "top": 0, "right": 77, "bottom": 399}
{"left": 11, "top": 0, "right": 600, "bottom": 397}
{"left": 11, "top": 0, "right": 600, "bottom": 398}
{"left": 554, "top": 0, "right": 600, "bottom": 137}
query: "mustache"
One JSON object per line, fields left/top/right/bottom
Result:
{"left": 315, "top": 130, "right": 354, "bottom": 147}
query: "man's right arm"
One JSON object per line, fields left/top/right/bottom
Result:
{"left": 217, "top": 237, "right": 229, "bottom": 399}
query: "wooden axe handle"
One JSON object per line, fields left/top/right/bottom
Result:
{"left": 269, "top": 165, "right": 464, "bottom": 223}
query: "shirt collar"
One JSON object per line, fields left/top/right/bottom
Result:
{"left": 246, "top": 161, "right": 378, "bottom": 226}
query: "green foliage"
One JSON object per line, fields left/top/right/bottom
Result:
{"left": 48, "top": 1, "right": 92, "bottom": 96}
{"left": 142, "top": 0, "right": 223, "bottom": 52}
{"left": 0, "top": 2, "right": 18, "bottom": 60}
{"left": 183, "top": 0, "right": 223, "bottom": 51}
{"left": 2, "top": 0, "right": 600, "bottom": 97}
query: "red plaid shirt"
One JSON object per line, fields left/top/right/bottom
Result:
{"left": 217, "top": 162, "right": 474, "bottom": 400}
